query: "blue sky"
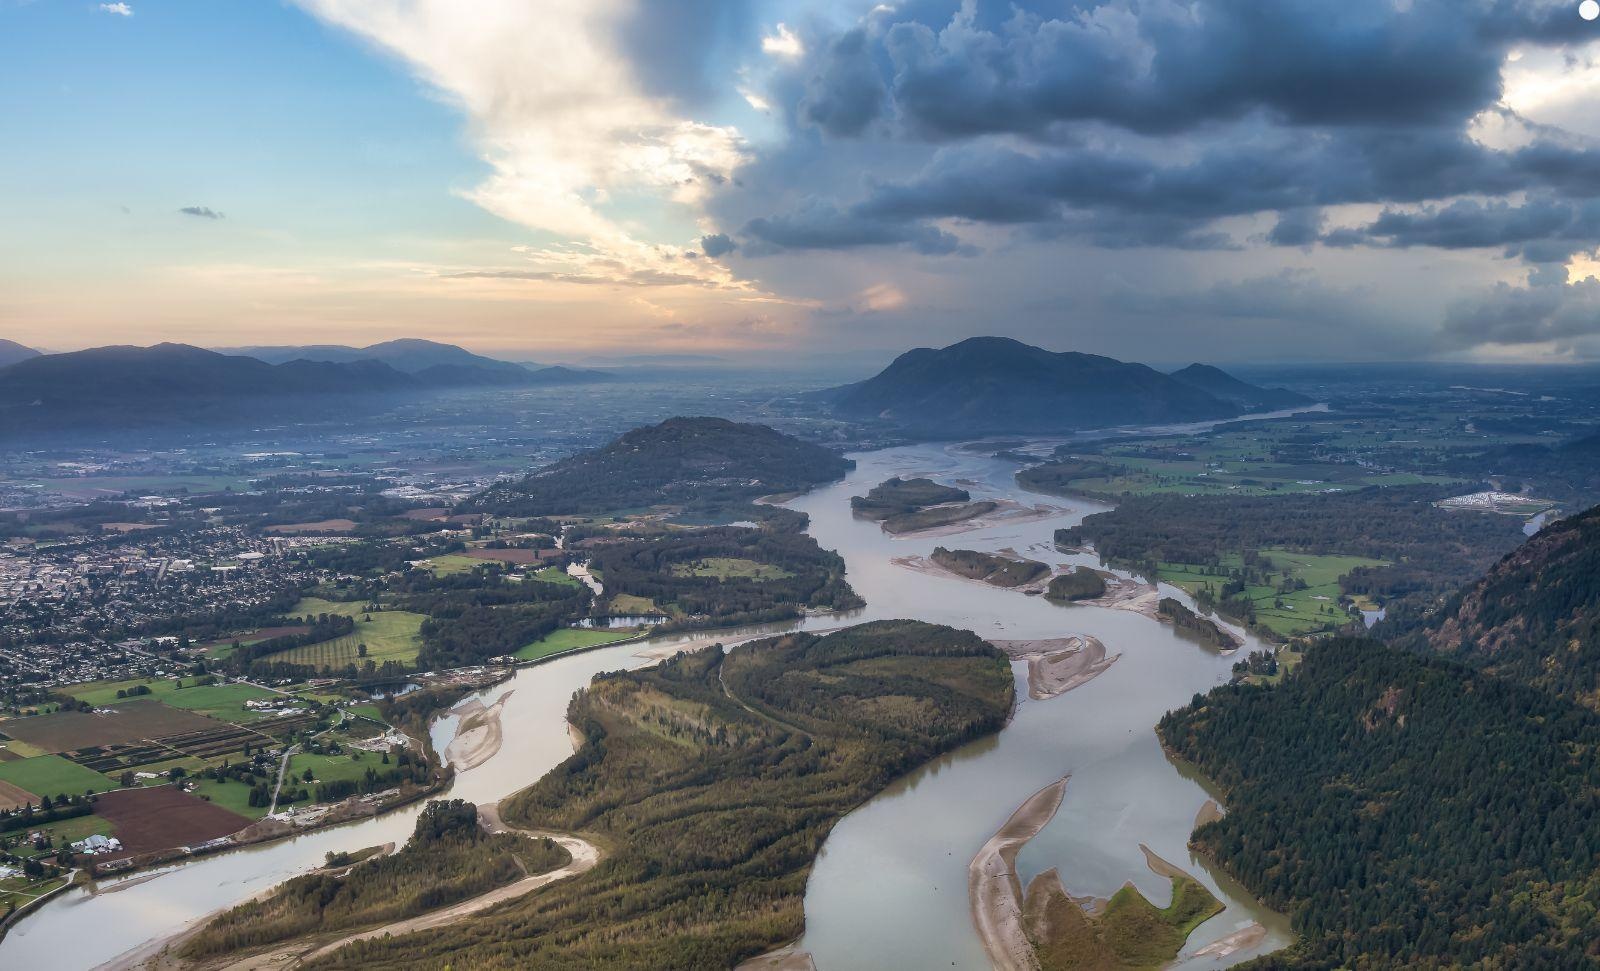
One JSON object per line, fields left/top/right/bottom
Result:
{"left": 4, "top": 1, "right": 1600, "bottom": 363}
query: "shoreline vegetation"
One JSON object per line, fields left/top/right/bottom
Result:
{"left": 139, "top": 799, "right": 593, "bottom": 970}
{"left": 281, "top": 621, "right": 1014, "bottom": 969}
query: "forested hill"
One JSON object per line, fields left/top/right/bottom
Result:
{"left": 1167, "top": 363, "right": 1311, "bottom": 412}
{"left": 466, "top": 417, "right": 853, "bottom": 519}
{"left": 1160, "top": 638, "right": 1600, "bottom": 968}
{"left": 1409, "top": 503, "right": 1600, "bottom": 711}
{"left": 820, "top": 336, "right": 1249, "bottom": 436}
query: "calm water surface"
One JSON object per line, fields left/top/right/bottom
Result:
{"left": 6, "top": 443, "right": 1288, "bottom": 969}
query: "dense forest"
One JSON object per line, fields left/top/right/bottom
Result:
{"left": 850, "top": 476, "right": 969, "bottom": 519}
{"left": 1161, "top": 638, "right": 1600, "bottom": 967}
{"left": 584, "top": 524, "right": 864, "bottom": 627}
{"left": 1059, "top": 485, "right": 1526, "bottom": 617}
{"left": 1157, "top": 597, "right": 1238, "bottom": 649}
{"left": 184, "top": 799, "right": 569, "bottom": 959}
{"left": 1044, "top": 566, "right": 1108, "bottom": 602}
{"left": 465, "top": 417, "right": 853, "bottom": 520}
{"left": 302, "top": 621, "right": 1013, "bottom": 970}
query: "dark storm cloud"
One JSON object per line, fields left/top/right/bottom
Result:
{"left": 800, "top": 29, "right": 887, "bottom": 137}
{"left": 1268, "top": 208, "right": 1326, "bottom": 247}
{"left": 1444, "top": 278, "right": 1600, "bottom": 346}
{"left": 736, "top": 123, "right": 1600, "bottom": 255}
{"left": 741, "top": 201, "right": 969, "bottom": 255}
{"left": 1356, "top": 198, "right": 1600, "bottom": 261}
{"left": 700, "top": 233, "right": 737, "bottom": 257}
{"left": 826, "top": 0, "right": 1569, "bottom": 141}
{"left": 178, "top": 206, "right": 223, "bottom": 219}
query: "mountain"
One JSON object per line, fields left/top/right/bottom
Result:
{"left": 820, "top": 337, "right": 1245, "bottom": 436}
{"left": 1414, "top": 503, "right": 1600, "bottom": 709}
{"left": 467, "top": 416, "right": 853, "bottom": 518}
{"left": 230, "top": 338, "right": 611, "bottom": 388}
{"left": 0, "top": 343, "right": 415, "bottom": 435}
{"left": 0, "top": 339, "right": 40, "bottom": 368}
{"left": 1167, "top": 362, "right": 1312, "bottom": 412}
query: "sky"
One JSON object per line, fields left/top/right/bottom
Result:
{"left": 4, "top": 0, "right": 1600, "bottom": 364}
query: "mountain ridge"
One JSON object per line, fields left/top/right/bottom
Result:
{"left": 820, "top": 336, "right": 1294, "bottom": 436}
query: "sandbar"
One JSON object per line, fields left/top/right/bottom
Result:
{"left": 968, "top": 775, "right": 1070, "bottom": 971}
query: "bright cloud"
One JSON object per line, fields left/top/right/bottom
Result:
{"left": 98, "top": 2, "right": 133, "bottom": 15}
{"left": 294, "top": 0, "right": 750, "bottom": 290}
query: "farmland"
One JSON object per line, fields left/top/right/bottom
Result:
{"left": 276, "top": 597, "right": 426, "bottom": 669}
{"left": 1158, "top": 549, "right": 1386, "bottom": 638}
{"left": 92, "top": 785, "right": 252, "bottom": 861}
{"left": 157, "top": 683, "right": 281, "bottom": 723}
{"left": 0, "top": 700, "right": 218, "bottom": 753}
{"left": 0, "top": 754, "right": 119, "bottom": 798}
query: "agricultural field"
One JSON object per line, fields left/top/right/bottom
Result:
{"left": 669, "top": 556, "right": 794, "bottom": 580}
{"left": 191, "top": 777, "right": 272, "bottom": 819}
{"left": 288, "top": 751, "right": 382, "bottom": 788}
{"left": 0, "top": 701, "right": 218, "bottom": 752}
{"left": 92, "top": 785, "right": 252, "bottom": 861}
{"left": 279, "top": 597, "right": 426, "bottom": 668}
{"left": 158, "top": 683, "right": 280, "bottom": 723}
{"left": 514, "top": 627, "right": 640, "bottom": 661}
{"left": 421, "top": 553, "right": 488, "bottom": 575}
{"left": 1159, "top": 549, "right": 1385, "bottom": 638}
{"left": 0, "top": 753, "right": 119, "bottom": 798}
{"left": 532, "top": 565, "right": 579, "bottom": 587}
{"left": 607, "top": 593, "right": 664, "bottom": 615}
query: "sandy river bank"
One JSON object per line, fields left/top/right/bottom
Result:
{"left": 968, "top": 776, "right": 1070, "bottom": 971}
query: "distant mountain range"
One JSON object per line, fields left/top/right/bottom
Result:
{"left": 0, "top": 339, "right": 41, "bottom": 369}
{"left": 467, "top": 416, "right": 853, "bottom": 518}
{"left": 819, "top": 336, "right": 1309, "bottom": 436}
{"left": 226, "top": 338, "right": 610, "bottom": 388}
{"left": 1167, "top": 362, "right": 1311, "bottom": 412}
{"left": 0, "top": 341, "right": 610, "bottom": 437}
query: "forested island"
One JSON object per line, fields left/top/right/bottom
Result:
{"left": 297, "top": 621, "right": 1014, "bottom": 969}
{"left": 1156, "top": 597, "right": 1239, "bottom": 649}
{"left": 1044, "top": 566, "right": 1109, "bottom": 603}
{"left": 850, "top": 476, "right": 969, "bottom": 519}
{"left": 930, "top": 547, "right": 1050, "bottom": 588}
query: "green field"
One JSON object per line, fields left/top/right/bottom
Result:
{"left": 607, "top": 593, "right": 663, "bottom": 616}
{"left": 1160, "top": 548, "right": 1385, "bottom": 638}
{"left": 278, "top": 598, "right": 426, "bottom": 669}
{"left": 532, "top": 566, "right": 580, "bottom": 587}
{"left": 28, "top": 812, "right": 117, "bottom": 845}
{"left": 668, "top": 556, "right": 794, "bottom": 581}
{"left": 0, "top": 874, "right": 68, "bottom": 911}
{"left": 191, "top": 777, "right": 272, "bottom": 818}
{"left": 0, "top": 754, "right": 119, "bottom": 798}
{"left": 159, "top": 683, "right": 279, "bottom": 722}
{"left": 289, "top": 751, "right": 379, "bottom": 789}
{"left": 514, "top": 627, "right": 641, "bottom": 661}
{"left": 421, "top": 553, "right": 488, "bottom": 575}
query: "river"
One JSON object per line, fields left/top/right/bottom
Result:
{"left": 7, "top": 442, "right": 1289, "bottom": 970}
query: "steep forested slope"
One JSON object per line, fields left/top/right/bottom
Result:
{"left": 1161, "top": 637, "right": 1600, "bottom": 968}
{"left": 1412, "top": 504, "right": 1600, "bottom": 710}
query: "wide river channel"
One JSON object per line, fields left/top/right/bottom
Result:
{"left": 5, "top": 442, "right": 1292, "bottom": 970}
